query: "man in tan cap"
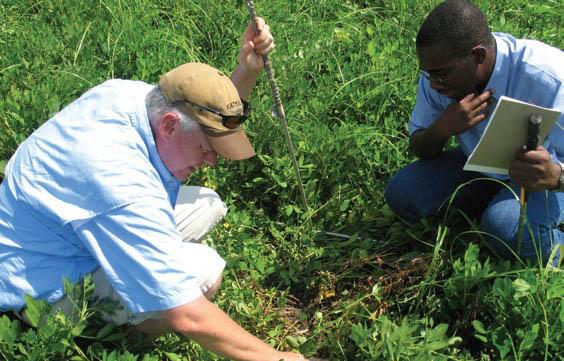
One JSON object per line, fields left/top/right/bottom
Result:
{"left": 0, "top": 17, "right": 308, "bottom": 361}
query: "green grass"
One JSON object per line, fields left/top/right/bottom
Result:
{"left": 1, "top": 0, "right": 563, "bottom": 360}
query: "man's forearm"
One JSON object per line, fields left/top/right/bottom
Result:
{"left": 163, "top": 296, "right": 280, "bottom": 361}
{"left": 410, "top": 123, "right": 450, "bottom": 159}
{"left": 231, "top": 65, "right": 259, "bottom": 101}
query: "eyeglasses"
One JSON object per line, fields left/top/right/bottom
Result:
{"left": 419, "top": 55, "right": 470, "bottom": 85}
{"left": 172, "top": 99, "right": 252, "bottom": 129}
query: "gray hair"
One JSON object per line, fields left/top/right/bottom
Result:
{"left": 145, "top": 85, "right": 200, "bottom": 133}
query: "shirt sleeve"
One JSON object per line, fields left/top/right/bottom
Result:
{"left": 546, "top": 83, "right": 564, "bottom": 163}
{"left": 72, "top": 197, "right": 204, "bottom": 313}
{"left": 408, "top": 76, "right": 446, "bottom": 135}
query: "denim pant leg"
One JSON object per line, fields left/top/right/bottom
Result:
{"left": 481, "top": 184, "right": 564, "bottom": 265}
{"left": 385, "top": 148, "right": 500, "bottom": 222}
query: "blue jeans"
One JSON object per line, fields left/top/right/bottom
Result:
{"left": 385, "top": 148, "right": 564, "bottom": 265}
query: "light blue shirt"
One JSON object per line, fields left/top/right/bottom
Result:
{"left": 0, "top": 80, "right": 206, "bottom": 313}
{"left": 409, "top": 33, "right": 564, "bottom": 174}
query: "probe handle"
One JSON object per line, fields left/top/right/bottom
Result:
{"left": 526, "top": 113, "right": 542, "bottom": 151}
{"left": 517, "top": 113, "right": 543, "bottom": 252}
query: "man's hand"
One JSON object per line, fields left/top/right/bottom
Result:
{"left": 238, "top": 17, "right": 275, "bottom": 74}
{"left": 160, "top": 296, "right": 309, "bottom": 361}
{"left": 272, "top": 351, "right": 308, "bottom": 361}
{"left": 509, "top": 146, "right": 561, "bottom": 191}
{"left": 231, "top": 17, "right": 274, "bottom": 100}
{"left": 433, "top": 89, "right": 495, "bottom": 139}
{"left": 273, "top": 351, "right": 331, "bottom": 360}
{"left": 410, "top": 89, "right": 495, "bottom": 159}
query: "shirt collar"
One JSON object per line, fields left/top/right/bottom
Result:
{"left": 483, "top": 34, "right": 510, "bottom": 98}
{"left": 132, "top": 86, "right": 180, "bottom": 200}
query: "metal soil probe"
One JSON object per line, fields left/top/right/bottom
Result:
{"left": 246, "top": 0, "right": 310, "bottom": 214}
{"left": 516, "top": 113, "right": 542, "bottom": 256}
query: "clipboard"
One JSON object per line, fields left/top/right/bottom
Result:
{"left": 463, "top": 95, "right": 561, "bottom": 175}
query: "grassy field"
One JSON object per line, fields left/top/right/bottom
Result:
{"left": 1, "top": 0, "right": 563, "bottom": 360}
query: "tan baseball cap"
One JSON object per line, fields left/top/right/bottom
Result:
{"left": 159, "top": 62, "right": 255, "bottom": 160}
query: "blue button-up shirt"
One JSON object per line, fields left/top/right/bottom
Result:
{"left": 409, "top": 33, "right": 563, "bottom": 175}
{"left": 0, "top": 80, "right": 206, "bottom": 313}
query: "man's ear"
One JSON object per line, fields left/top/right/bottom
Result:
{"left": 159, "top": 112, "right": 180, "bottom": 138}
{"left": 470, "top": 45, "right": 487, "bottom": 65}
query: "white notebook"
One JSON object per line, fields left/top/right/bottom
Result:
{"left": 463, "top": 96, "right": 560, "bottom": 175}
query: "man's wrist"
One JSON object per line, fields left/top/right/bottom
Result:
{"left": 233, "top": 62, "right": 260, "bottom": 80}
{"left": 552, "top": 162, "right": 564, "bottom": 192}
{"left": 427, "top": 118, "right": 451, "bottom": 143}
{"left": 230, "top": 64, "right": 259, "bottom": 100}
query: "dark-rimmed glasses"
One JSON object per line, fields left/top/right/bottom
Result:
{"left": 419, "top": 55, "right": 471, "bottom": 85}
{"left": 173, "top": 99, "right": 252, "bottom": 129}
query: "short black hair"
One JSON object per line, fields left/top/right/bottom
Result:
{"left": 416, "top": 0, "right": 493, "bottom": 57}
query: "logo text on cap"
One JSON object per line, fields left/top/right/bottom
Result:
{"left": 227, "top": 101, "right": 242, "bottom": 110}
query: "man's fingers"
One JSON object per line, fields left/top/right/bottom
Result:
{"left": 255, "top": 42, "right": 275, "bottom": 55}
{"left": 243, "top": 17, "right": 267, "bottom": 44}
{"left": 253, "top": 17, "right": 265, "bottom": 32}
{"left": 253, "top": 33, "right": 274, "bottom": 50}
{"left": 517, "top": 147, "right": 550, "bottom": 163}
{"left": 241, "top": 41, "right": 254, "bottom": 55}
{"left": 469, "top": 89, "right": 494, "bottom": 108}
{"left": 510, "top": 166, "right": 541, "bottom": 189}
{"left": 471, "top": 100, "right": 489, "bottom": 117}
{"left": 247, "top": 17, "right": 273, "bottom": 55}
{"left": 459, "top": 93, "right": 476, "bottom": 104}
{"left": 511, "top": 158, "right": 530, "bottom": 172}
{"left": 509, "top": 159, "right": 537, "bottom": 182}
{"left": 511, "top": 156, "right": 546, "bottom": 177}
{"left": 469, "top": 112, "right": 487, "bottom": 126}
